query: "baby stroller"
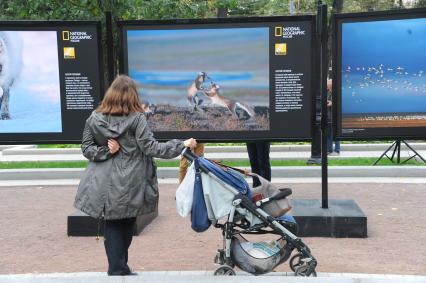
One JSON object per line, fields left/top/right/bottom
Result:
{"left": 181, "top": 149, "right": 317, "bottom": 277}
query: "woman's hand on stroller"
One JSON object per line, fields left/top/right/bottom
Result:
{"left": 184, "top": 138, "right": 197, "bottom": 150}
{"left": 108, "top": 139, "right": 120, "bottom": 154}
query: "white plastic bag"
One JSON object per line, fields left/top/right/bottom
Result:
{"left": 176, "top": 162, "right": 195, "bottom": 217}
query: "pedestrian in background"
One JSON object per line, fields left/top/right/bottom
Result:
{"left": 327, "top": 79, "right": 340, "bottom": 155}
{"left": 179, "top": 143, "right": 205, "bottom": 184}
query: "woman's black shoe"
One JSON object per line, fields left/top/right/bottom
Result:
{"left": 107, "top": 271, "right": 138, "bottom": 276}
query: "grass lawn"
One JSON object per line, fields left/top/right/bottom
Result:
{"left": 37, "top": 144, "right": 80, "bottom": 148}
{"left": 0, "top": 157, "right": 424, "bottom": 169}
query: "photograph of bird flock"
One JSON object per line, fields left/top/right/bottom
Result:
{"left": 341, "top": 17, "right": 426, "bottom": 129}
{"left": 126, "top": 27, "right": 270, "bottom": 132}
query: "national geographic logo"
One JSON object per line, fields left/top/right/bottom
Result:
{"left": 62, "top": 30, "right": 93, "bottom": 43}
{"left": 62, "top": 31, "right": 70, "bottom": 41}
{"left": 63, "top": 47, "right": 75, "bottom": 59}
{"left": 275, "top": 27, "right": 283, "bottom": 37}
{"left": 274, "top": 26, "right": 306, "bottom": 39}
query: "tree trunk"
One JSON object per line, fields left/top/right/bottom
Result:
{"left": 333, "top": 0, "right": 344, "bottom": 13}
{"left": 217, "top": 7, "right": 227, "bottom": 18}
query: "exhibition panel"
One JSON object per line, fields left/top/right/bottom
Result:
{"left": 0, "top": 21, "right": 103, "bottom": 144}
{"left": 119, "top": 16, "right": 316, "bottom": 141}
{"left": 334, "top": 8, "right": 426, "bottom": 140}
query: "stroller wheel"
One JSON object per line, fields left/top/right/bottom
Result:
{"left": 289, "top": 253, "right": 304, "bottom": 272}
{"left": 214, "top": 265, "right": 236, "bottom": 276}
{"left": 294, "top": 265, "right": 317, "bottom": 277}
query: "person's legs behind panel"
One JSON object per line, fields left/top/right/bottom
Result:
{"left": 256, "top": 142, "right": 271, "bottom": 182}
{"left": 327, "top": 122, "right": 333, "bottom": 154}
{"left": 247, "top": 142, "right": 271, "bottom": 187}
{"left": 246, "top": 142, "right": 260, "bottom": 187}
{"left": 334, "top": 139, "right": 341, "bottom": 154}
{"left": 178, "top": 143, "right": 205, "bottom": 183}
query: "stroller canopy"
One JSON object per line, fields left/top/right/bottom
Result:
{"left": 197, "top": 157, "right": 252, "bottom": 198}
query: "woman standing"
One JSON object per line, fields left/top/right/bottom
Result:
{"left": 74, "top": 75, "right": 196, "bottom": 276}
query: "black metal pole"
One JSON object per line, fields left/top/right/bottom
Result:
{"left": 307, "top": 2, "right": 323, "bottom": 166}
{"left": 333, "top": 0, "right": 343, "bottom": 13}
{"left": 373, "top": 141, "right": 397, "bottom": 165}
{"left": 217, "top": 7, "right": 228, "bottom": 18}
{"left": 397, "top": 140, "right": 401, "bottom": 163}
{"left": 105, "top": 10, "right": 115, "bottom": 85}
{"left": 319, "top": 1, "right": 329, "bottom": 209}
{"left": 402, "top": 141, "right": 426, "bottom": 163}
{"left": 391, "top": 141, "right": 399, "bottom": 161}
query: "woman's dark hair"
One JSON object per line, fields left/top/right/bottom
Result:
{"left": 96, "top": 75, "right": 144, "bottom": 115}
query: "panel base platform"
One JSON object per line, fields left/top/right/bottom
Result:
{"left": 292, "top": 199, "right": 367, "bottom": 238}
{"left": 67, "top": 209, "right": 158, "bottom": 236}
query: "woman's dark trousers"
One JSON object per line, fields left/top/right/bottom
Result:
{"left": 246, "top": 142, "right": 271, "bottom": 187}
{"left": 104, "top": 217, "right": 136, "bottom": 275}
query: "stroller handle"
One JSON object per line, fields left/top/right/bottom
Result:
{"left": 182, "top": 147, "right": 198, "bottom": 162}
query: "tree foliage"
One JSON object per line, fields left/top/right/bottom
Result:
{"left": 341, "top": 0, "right": 399, "bottom": 12}
{"left": 1, "top": 0, "right": 425, "bottom": 21}
{"left": 0, "top": 0, "right": 215, "bottom": 21}
{"left": 1, "top": 0, "right": 425, "bottom": 88}
{"left": 414, "top": 0, "right": 426, "bottom": 7}
{"left": 0, "top": 0, "right": 103, "bottom": 20}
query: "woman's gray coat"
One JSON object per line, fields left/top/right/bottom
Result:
{"left": 74, "top": 111, "right": 184, "bottom": 220}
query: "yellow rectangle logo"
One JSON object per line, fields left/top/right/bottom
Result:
{"left": 275, "top": 43, "right": 287, "bottom": 55}
{"left": 275, "top": 26, "right": 282, "bottom": 37}
{"left": 63, "top": 47, "right": 75, "bottom": 59}
{"left": 62, "top": 31, "right": 70, "bottom": 41}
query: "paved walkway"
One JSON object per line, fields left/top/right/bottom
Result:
{"left": 2, "top": 177, "right": 426, "bottom": 188}
{"left": 1, "top": 183, "right": 425, "bottom": 276}
{"left": 1, "top": 145, "right": 426, "bottom": 281}
{"left": 1, "top": 271, "right": 426, "bottom": 283}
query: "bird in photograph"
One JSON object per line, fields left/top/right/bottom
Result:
{"left": 187, "top": 71, "right": 209, "bottom": 111}
{"left": 203, "top": 83, "right": 255, "bottom": 119}
{"left": 141, "top": 100, "right": 156, "bottom": 118}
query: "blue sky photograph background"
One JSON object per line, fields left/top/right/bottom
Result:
{"left": 0, "top": 31, "right": 62, "bottom": 133}
{"left": 127, "top": 27, "right": 269, "bottom": 107}
{"left": 341, "top": 17, "right": 426, "bottom": 114}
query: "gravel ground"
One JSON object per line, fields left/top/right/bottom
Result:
{"left": 0, "top": 182, "right": 425, "bottom": 275}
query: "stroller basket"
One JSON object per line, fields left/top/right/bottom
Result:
{"left": 231, "top": 235, "right": 284, "bottom": 275}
